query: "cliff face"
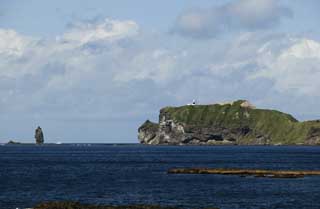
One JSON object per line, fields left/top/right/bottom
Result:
{"left": 138, "top": 100, "right": 320, "bottom": 145}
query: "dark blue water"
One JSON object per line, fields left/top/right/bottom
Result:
{"left": 1, "top": 145, "right": 320, "bottom": 209}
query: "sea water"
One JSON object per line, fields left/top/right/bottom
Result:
{"left": 0, "top": 144, "right": 320, "bottom": 209}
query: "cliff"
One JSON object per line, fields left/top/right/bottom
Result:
{"left": 138, "top": 100, "right": 320, "bottom": 145}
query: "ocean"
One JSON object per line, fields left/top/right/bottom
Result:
{"left": 0, "top": 144, "right": 320, "bottom": 209}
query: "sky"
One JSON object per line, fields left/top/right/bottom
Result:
{"left": 1, "top": 0, "right": 320, "bottom": 143}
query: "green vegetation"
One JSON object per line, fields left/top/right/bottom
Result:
{"left": 138, "top": 120, "right": 159, "bottom": 132}
{"left": 160, "top": 100, "right": 320, "bottom": 144}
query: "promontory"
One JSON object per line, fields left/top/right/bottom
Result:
{"left": 138, "top": 100, "right": 320, "bottom": 145}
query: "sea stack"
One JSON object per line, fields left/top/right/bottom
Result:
{"left": 35, "top": 126, "right": 44, "bottom": 144}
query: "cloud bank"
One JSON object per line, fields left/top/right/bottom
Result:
{"left": 0, "top": 1, "right": 319, "bottom": 142}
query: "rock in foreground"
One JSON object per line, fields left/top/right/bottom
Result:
{"left": 138, "top": 100, "right": 320, "bottom": 145}
{"left": 34, "top": 201, "right": 219, "bottom": 209}
{"left": 168, "top": 168, "right": 320, "bottom": 178}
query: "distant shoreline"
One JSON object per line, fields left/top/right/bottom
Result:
{"left": 1, "top": 142, "right": 320, "bottom": 147}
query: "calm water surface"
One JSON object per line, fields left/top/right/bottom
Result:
{"left": 0, "top": 144, "right": 320, "bottom": 209}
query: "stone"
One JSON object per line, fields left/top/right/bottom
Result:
{"left": 35, "top": 126, "right": 44, "bottom": 144}
{"left": 33, "top": 201, "right": 218, "bottom": 209}
{"left": 167, "top": 168, "right": 320, "bottom": 178}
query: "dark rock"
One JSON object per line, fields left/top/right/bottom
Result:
{"left": 6, "top": 140, "right": 21, "bottom": 145}
{"left": 33, "top": 201, "right": 219, "bottom": 209}
{"left": 35, "top": 126, "right": 44, "bottom": 144}
{"left": 168, "top": 168, "right": 320, "bottom": 178}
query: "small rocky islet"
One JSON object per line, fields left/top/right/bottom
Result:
{"left": 168, "top": 168, "right": 320, "bottom": 178}
{"left": 138, "top": 100, "right": 320, "bottom": 145}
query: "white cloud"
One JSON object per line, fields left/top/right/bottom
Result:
{"left": 0, "top": 18, "right": 174, "bottom": 122}
{"left": 0, "top": 29, "right": 34, "bottom": 56}
{"left": 254, "top": 38, "right": 320, "bottom": 95}
{"left": 172, "top": 0, "right": 292, "bottom": 39}
{"left": 61, "top": 18, "right": 139, "bottom": 45}
{"left": 113, "top": 49, "right": 181, "bottom": 83}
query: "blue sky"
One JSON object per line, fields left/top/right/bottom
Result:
{"left": 1, "top": 0, "right": 319, "bottom": 38}
{"left": 1, "top": 0, "right": 320, "bottom": 143}
{"left": 1, "top": 0, "right": 219, "bottom": 36}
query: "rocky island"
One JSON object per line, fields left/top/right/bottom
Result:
{"left": 138, "top": 100, "right": 320, "bottom": 145}
{"left": 6, "top": 140, "right": 21, "bottom": 145}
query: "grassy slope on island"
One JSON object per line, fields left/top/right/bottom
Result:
{"left": 160, "top": 100, "right": 320, "bottom": 144}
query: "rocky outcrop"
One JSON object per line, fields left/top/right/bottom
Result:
{"left": 306, "top": 125, "right": 320, "bottom": 144}
{"left": 35, "top": 126, "right": 44, "bottom": 144}
{"left": 138, "top": 100, "right": 320, "bottom": 145}
{"left": 168, "top": 168, "right": 320, "bottom": 178}
{"left": 138, "top": 120, "right": 160, "bottom": 144}
{"left": 34, "top": 201, "right": 202, "bottom": 209}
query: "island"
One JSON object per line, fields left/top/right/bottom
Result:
{"left": 6, "top": 140, "right": 21, "bottom": 145}
{"left": 138, "top": 100, "right": 320, "bottom": 145}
